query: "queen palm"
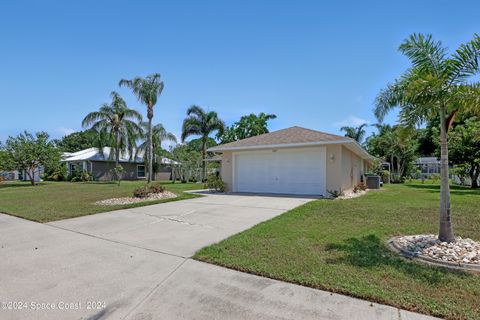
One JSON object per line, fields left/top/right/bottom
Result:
{"left": 181, "top": 105, "right": 225, "bottom": 181}
{"left": 340, "top": 123, "right": 367, "bottom": 143}
{"left": 138, "top": 122, "right": 177, "bottom": 176}
{"left": 119, "top": 73, "right": 164, "bottom": 183}
{"left": 82, "top": 92, "right": 143, "bottom": 176}
{"left": 375, "top": 33, "right": 480, "bottom": 242}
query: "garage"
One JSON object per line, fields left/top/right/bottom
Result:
{"left": 208, "top": 126, "right": 373, "bottom": 195}
{"left": 233, "top": 147, "right": 326, "bottom": 195}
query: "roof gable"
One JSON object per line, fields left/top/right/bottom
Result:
{"left": 209, "top": 126, "right": 352, "bottom": 151}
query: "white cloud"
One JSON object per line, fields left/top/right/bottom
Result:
{"left": 333, "top": 115, "right": 369, "bottom": 128}
{"left": 56, "top": 127, "right": 76, "bottom": 136}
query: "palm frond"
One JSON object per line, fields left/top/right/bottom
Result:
{"left": 398, "top": 33, "right": 447, "bottom": 77}
{"left": 447, "top": 34, "right": 480, "bottom": 84}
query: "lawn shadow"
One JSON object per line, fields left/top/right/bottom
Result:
{"left": 404, "top": 183, "right": 480, "bottom": 196}
{"left": 0, "top": 182, "right": 47, "bottom": 189}
{"left": 325, "top": 234, "right": 471, "bottom": 285}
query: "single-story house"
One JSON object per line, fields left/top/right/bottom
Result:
{"left": 414, "top": 157, "right": 441, "bottom": 179}
{"left": 62, "top": 147, "right": 178, "bottom": 181}
{"left": 0, "top": 167, "right": 44, "bottom": 182}
{"left": 208, "top": 126, "right": 374, "bottom": 196}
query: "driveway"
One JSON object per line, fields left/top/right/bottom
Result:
{"left": 0, "top": 193, "right": 437, "bottom": 320}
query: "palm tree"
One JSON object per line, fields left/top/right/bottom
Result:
{"left": 138, "top": 123, "right": 177, "bottom": 177}
{"left": 340, "top": 123, "right": 367, "bottom": 143}
{"left": 375, "top": 33, "right": 480, "bottom": 242}
{"left": 119, "top": 73, "right": 164, "bottom": 183}
{"left": 181, "top": 105, "right": 225, "bottom": 180}
{"left": 82, "top": 92, "right": 142, "bottom": 177}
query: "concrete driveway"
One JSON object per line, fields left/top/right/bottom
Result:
{"left": 0, "top": 192, "right": 437, "bottom": 320}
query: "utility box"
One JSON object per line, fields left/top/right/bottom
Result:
{"left": 366, "top": 175, "right": 381, "bottom": 189}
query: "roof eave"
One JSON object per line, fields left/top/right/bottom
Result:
{"left": 208, "top": 140, "right": 374, "bottom": 160}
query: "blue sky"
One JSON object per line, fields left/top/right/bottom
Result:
{"left": 1, "top": 0, "right": 479, "bottom": 146}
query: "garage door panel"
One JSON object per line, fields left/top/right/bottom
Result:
{"left": 234, "top": 148, "right": 326, "bottom": 195}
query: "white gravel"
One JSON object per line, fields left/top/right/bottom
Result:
{"left": 95, "top": 191, "right": 177, "bottom": 205}
{"left": 393, "top": 234, "right": 480, "bottom": 265}
{"left": 337, "top": 190, "right": 367, "bottom": 199}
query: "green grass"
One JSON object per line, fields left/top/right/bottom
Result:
{"left": 195, "top": 183, "right": 480, "bottom": 320}
{"left": 0, "top": 180, "right": 202, "bottom": 222}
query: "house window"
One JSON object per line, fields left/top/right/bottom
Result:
{"left": 137, "top": 165, "right": 146, "bottom": 178}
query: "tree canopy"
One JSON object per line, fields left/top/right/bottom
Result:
{"left": 2, "top": 131, "right": 60, "bottom": 185}
{"left": 218, "top": 112, "right": 276, "bottom": 144}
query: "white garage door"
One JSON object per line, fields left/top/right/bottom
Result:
{"left": 234, "top": 147, "right": 326, "bottom": 195}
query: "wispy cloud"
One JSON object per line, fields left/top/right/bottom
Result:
{"left": 333, "top": 115, "right": 369, "bottom": 128}
{"left": 56, "top": 127, "right": 75, "bottom": 136}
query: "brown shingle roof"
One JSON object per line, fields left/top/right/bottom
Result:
{"left": 209, "top": 126, "right": 353, "bottom": 151}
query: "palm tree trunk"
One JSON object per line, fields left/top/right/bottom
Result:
{"left": 202, "top": 137, "right": 206, "bottom": 182}
{"left": 115, "top": 130, "right": 120, "bottom": 181}
{"left": 147, "top": 115, "right": 153, "bottom": 184}
{"left": 439, "top": 107, "right": 454, "bottom": 242}
{"left": 470, "top": 164, "right": 480, "bottom": 189}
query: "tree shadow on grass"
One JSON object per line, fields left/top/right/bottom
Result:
{"left": 325, "top": 235, "right": 471, "bottom": 286}
{"left": 403, "top": 183, "right": 480, "bottom": 196}
{"left": 0, "top": 182, "right": 46, "bottom": 189}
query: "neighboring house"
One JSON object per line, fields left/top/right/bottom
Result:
{"left": 208, "top": 126, "right": 374, "bottom": 196}
{"left": 414, "top": 157, "right": 441, "bottom": 179}
{"left": 0, "top": 167, "right": 44, "bottom": 182}
{"left": 62, "top": 147, "right": 178, "bottom": 181}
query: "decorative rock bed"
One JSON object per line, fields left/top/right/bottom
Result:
{"left": 337, "top": 190, "right": 367, "bottom": 200}
{"left": 95, "top": 191, "right": 177, "bottom": 205}
{"left": 389, "top": 234, "right": 480, "bottom": 272}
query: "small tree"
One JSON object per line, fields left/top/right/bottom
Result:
{"left": 3, "top": 131, "right": 60, "bottom": 185}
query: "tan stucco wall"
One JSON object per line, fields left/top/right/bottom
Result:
{"left": 220, "top": 151, "right": 233, "bottom": 191}
{"left": 325, "top": 144, "right": 342, "bottom": 193}
{"left": 340, "top": 146, "right": 362, "bottom": 192}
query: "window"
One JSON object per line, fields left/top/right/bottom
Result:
{"left": 137, "top": 165, "right": 146, "bottom": 178}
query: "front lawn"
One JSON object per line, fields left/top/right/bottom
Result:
{"left": 0, "top": 181, "right": 202, "bottom": 222}
{"left": 195, "top": 183, "right": 480, "bottom": 320}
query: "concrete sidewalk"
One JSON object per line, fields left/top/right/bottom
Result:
{"left": 0, "top": 193, "right": 439, "bottom": 320}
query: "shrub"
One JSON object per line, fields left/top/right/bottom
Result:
{"left": 81, "top": 171, "right": 92, "bottom": 182}
{"left": 149, "top": 183, "right": 165, "bottom": 194}
{"left": 430, "top": 173, "right": 440, "bottom": 183}
{"left": 353, "top": 182, "right": 367, "bottom": 193}
{"left": 206, "top": 174, "right": 226, "bottom": 193}
{"left": 133, "top": 186, "right": 149, "bottom": 198}
{"left": 133, "top": 183, "right": 166, "bottom": 198}
{"left": 327, "top": 189, "right": 344, "bottom": 198}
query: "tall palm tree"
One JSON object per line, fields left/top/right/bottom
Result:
{"left": 138, "top": 122, "right": 177, "bottom": 177}
{"left": 119, "top": 73, "right": 164, "bottom": 183}
{"left": 181, "top": 105, "right": 225, "bottom": 180}
{"left": 375, "top": 33, "right": 480, "bottom": 242}
{"left": 82, "top": 92, "right": 142, "bottom": 176}
{"left": 340, "top": 123, "right": 367, "bottom": 143}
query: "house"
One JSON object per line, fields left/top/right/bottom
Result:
{"left": 0, "top": 167, "right": 44, "bottom": 182}
{"left": 62, "top": 147, "right": 178, "bottom": 181}
{"left": 208, "top": 126, "right": 374, "bottom": 196}
{"left": 414, "top": 157, "right": 441, "bottom": 179}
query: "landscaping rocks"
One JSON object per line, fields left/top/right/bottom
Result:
{"left": 337, "top": 190, "right": 367, "bottom": 200}
{"left": 94, "top": 191, "right": 177, "bottom": 205}
{"left": 393, "top": 234, "right": 480, "bottom": 265}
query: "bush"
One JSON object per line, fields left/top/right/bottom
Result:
{"left": 430, "top": 173, "right": 440, "bottom": 183}
{"left": 133, "top": 186, "right": 149, "bottom": 198}
{"left": 327, "top": 189, "right": 344, "bottom": 198}
{"left": 353, "top": 182, "right": 367, "bottom": 193}
{"left": 133, "top": 183, "right": 166, "bottom": 198}
{"left": 149, "top": 183, "right": 165, "bottom": 194}
{"left": 206, "top": 174, "right": 226, "bottom": 193}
